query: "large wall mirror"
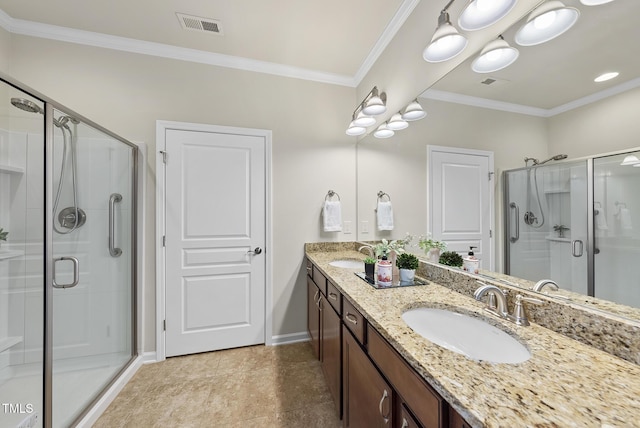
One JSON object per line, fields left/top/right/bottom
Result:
{"left": 356, "top": 0, "right": 640, "bottom": 316}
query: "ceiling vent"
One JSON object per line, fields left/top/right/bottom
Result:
{"left": 176, "top": 13, "right": 224, "bottom": 35}
{"left": 480, "top": 77, "right": 510, "bottom": 86}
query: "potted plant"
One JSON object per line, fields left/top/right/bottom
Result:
{"left": 418, "top": 234, "right": 447, "bottom": 263}
{"left": 553, "top": 224, "right": 570, "bottom": 238}
{"left": 373, "top": 233, "right": 413, "bottom": 258}
{"left": 363, "top": 257, "right": 376, "bottom": 280}
{"left": 439, "top": 251, "right": 464, "bottom": 268}
{"left": 396, "top": 253, "right": 419, "bottom": 282}
{"left": 0, "top": 228, "right": 8, "bottom": 248}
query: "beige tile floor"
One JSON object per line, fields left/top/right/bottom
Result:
{"left": 93, "top": 342, "right": 342, "bottom": 427}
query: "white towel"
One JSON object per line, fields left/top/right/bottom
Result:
{"left": 376, "top": 201, "right": 394, "bottom": 231}
{"left": 595, "top": 209, "right": 608, "bottom": 230}
{"left": 323, "top": 201, "right": 342, "bottom": 232}
{"left": 620, "top": 208, "right": 633, "bottom": 230}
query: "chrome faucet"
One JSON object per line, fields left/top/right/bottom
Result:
{"left": 474, "top": 283, "right": 508, "bottom": 318}
{"left": 358, "top": 245, "right": 375, "bottom": 258}
{"left": 508, "top": 294, "right": 544, "bottom": 326}
{"left": 532, "top": 279, "right": 559, "bottom": 293}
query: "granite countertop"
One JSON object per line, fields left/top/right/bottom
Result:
{"left": 306, "top": 246, "right": 640, "bottom": 428}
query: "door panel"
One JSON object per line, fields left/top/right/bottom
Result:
{"left": 164, "top": 129, "right": 266, "bottom": 357}
{"left": 429, "top": 147, "right": 493, "bottom": 269}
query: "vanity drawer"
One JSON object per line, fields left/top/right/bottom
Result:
{"left": 367, "top": 325, "right": 444, "bottom": 428}
{"left": 312, "top": 265, "right": 327, "bottom": 296}
{"left": 342, "top": 298, "right": 365, "bottom": 344}
{"left": 326, "top": 280, "right": 342, "bottom": 315}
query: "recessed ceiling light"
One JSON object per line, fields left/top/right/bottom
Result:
{"left": 594, "top": 72, "right": 619, "bottom": 83}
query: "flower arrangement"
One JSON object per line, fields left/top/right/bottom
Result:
{"left": 417, "top": 234, "right": 446, "bottom": 253}
{"left": 0, "top": 228, "right": 8, "bottom": 242}
{"left": 553, "top": 224, "right": 570, "bottom": 238}
{"left": 374, "top": 233, "right": 413, "bottom": 258}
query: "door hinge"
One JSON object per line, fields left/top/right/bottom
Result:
{"left": 163, "top": 320, "right": 166, "bottom": 331}
{"left": 162, "top": 235, "right": 166, "bottom": 247}
{"left": 488, "top": 171, "right": 495, "bottom": 181}
{"left": 159, "top": 150, "right": 167, "bottom": 163}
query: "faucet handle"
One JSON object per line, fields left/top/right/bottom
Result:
{"left": 508, "top": 294, "right": 544, "bottom": 326}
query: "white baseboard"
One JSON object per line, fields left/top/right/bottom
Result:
{"left": 76, "top": 355, "right": 143, "bottom": 427}
{"left": 142, "top": 351, "right": 158, "bottom": 364}
{"left": 271, "top": 331, "right": 309, "bottom": 346}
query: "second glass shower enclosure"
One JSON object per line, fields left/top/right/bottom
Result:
{"left": 504, "top": 150, "right": 640, "bottom": 308}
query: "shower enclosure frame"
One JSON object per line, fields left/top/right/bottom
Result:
{"left": 503, "top": 148, "right": 640, "bottom": 300}
{"left": 1, "top": 73, "right": 139, "bottom": 427}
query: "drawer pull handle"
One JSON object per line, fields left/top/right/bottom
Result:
{"left": 345, "top": 313, "right": 358, "bottom": 324}
{"left": 379, "top": 389, "right": 390, "bottom": 424}
{"left": 328, "top": 292, "right": 338, "bottom": 301}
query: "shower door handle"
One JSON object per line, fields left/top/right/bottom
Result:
{"left": 572, "top": 240, "right": 584, "bottom": 257}
{"left": 53, "top": 256, "right": 80, "bottom": 289}
{"left": 509, "top": 202, "right": 520, "bottom": 243}
{"left": 109, "top": 193, "right": 123, "bottom": 257}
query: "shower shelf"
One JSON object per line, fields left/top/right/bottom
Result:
{"left": 545, "top": 236, "right": 571, "bottom": 243}
{"left": 0, "top": 336, "right": 23, "bottom": 353}
{"left": 0, "top": 250, "right": 24, "bottom": 260}
{"left": 0, "top": 164, "right": 25, "bottom": 174}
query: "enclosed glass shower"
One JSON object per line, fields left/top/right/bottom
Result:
{"left": 0, "top": 77, "right": 137, "bottom": 427}
{"left": 504, "top": 150, "right": 640, "bottom": 308}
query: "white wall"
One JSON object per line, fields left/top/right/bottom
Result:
{"left": 3, "top": 35, "right": 358, "bottom": 352}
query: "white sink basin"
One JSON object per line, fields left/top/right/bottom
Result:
{"left": 402, "top": 308, "right": 530, "bottom": 364}
{"left": 329, "top": 259, "right": 363, "bottom": 269}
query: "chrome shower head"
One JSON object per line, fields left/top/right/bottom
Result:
{"left": 537, "top": 154, "right": 568, "bottom": 165}
{"left": 11, "top": 97, "right": 43, "bottom": 114}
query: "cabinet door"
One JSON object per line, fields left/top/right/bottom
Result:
{"left": 307, "top": 277, "right": 321, "bottom": 359}
{"left": 321, "top": 299, "right": 342, "bottom": 417}
{"left": 343, "top": 326, "right": 392, "bottom": 428}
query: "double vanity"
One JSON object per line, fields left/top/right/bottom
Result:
{"left": 305, "top": 242, "right": 640, "bottom": 427}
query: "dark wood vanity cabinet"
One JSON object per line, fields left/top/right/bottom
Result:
{"left": 343, "top": 325, "right": 393, "bottom": 427}
{"left": 306, "top": 262, "right": 342, "bottom": 416}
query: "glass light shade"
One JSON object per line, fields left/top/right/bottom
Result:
{"left": 362, "top": 95, "right": 386, "bottom": 115}
{"left": 402, "top": 100, "right": 427, "bottom": 121}
{"left": 620, "top": 155, "right": 640, "bottom": 165}
{"left": 345, "top": 123, "right": 366, "bottom": 136}
{"left": 594, "top": 72, "right": 619, "bottom": 82}
{"left": 471, "top": 38, "right": 519, "bottom": 73}
{"left": 515, "top": 1, "right": 580, "bottom": 46}
{"left": 352, "top": 111, "right": 377, "bottom": 127}
{"left": 580, "top": 0, "right": 614, "bottom": 5}
{"left": 459, "top": 0, "right": 517, "bottom": 31}
{"left": 387, "top": 113, "right": 409, "bottom": 130}
{"left": 423, "top": 12, "right": 468, "bottom": 63}
{"left": 373, "top": 123, "right": 394, "bottom": 139}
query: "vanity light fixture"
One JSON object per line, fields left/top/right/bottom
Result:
{"left": 387, "top": 113, "right": 409, "bottom": 130}
{"left": 594, "top": 72, "right": 619, "bottom": 83}
{"left": 515, "top": 1, "right": 579, "bottom": 46}
{"left": 620, "top": 155, "right": 640, "bottom": 166}
{"left": 401, "top": 99, "right": 427, "bottom": 121}
{"left": 472, "top": 36, "right": 519, "bottom": 73}
{"left": 362, "top": 87, "right": 387, "bottom": 115}
{"left": 423, "top": 1, "right": 468, "bottom": 63}
{"left": 374, "top": 123, "right": 395, "bottom": 139}
{"left": 345, "top": 86, "right": 387, "bottom": 136}
{"left": 580, "top": 0, "right": 615, "bottom": 5}
{"left": 458, "top": 0, "right": 517, "bottom": 31}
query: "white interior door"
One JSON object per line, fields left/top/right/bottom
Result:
{"left": 428, "top": 146, "right": 494, "bottom": 270}
{"left": 164, "top": 128, "right": 266, "bottom": 357}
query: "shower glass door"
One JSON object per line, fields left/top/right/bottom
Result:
{"left": 505, "top": 160, "right": 589, "bottom": 293}
{"left": 50, "top": 108, "right": 135, "bottom": 427}
{"left": 592, "top": 151, "right": 640, "bottom": 307}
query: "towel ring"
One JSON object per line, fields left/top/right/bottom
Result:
{"left": 377, "top": 191, "right": 391, "bottom": 202}
{"left": 325, "top": 190, "right": 340, "bottom": 201}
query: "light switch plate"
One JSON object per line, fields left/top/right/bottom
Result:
{"left": 361, "top": 220, "right": 369, "bottom": 234}
{"left": 343, "top": 221, "right": 352, "bottom": 234}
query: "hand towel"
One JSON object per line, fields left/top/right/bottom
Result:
{"left": 323, "top": 201, "right": 342, "bottom": 232}
{"left": 620, "top": 208, "right": 633, "bottom": 230}
{"left": 376, "top": 201, "right": 394, "bottom": 231}
{"left": 595, "top": 208, "right": 608, "bottom": 230}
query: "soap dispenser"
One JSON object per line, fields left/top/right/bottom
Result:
{"left": 377, "top": 255, "right": 393, "bottom": 287}
{"left": 463, "top": 246, "right": 479, "bottom": 274}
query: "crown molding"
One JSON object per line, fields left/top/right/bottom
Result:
{"left": 353, "top": 0, "right": 421, "bottom": 86}
{"left": 548, "top": 77, "right": 640, "bottom": 117}
{"left": 0, "top": 2, "right": 419, "bottom": 88}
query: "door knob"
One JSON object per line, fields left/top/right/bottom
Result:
{"left": 247, "top": 247, "right": 262, "bottom": 255}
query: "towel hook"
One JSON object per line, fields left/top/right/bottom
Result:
{"left": 377, "top": 191, "right": 391, "bottom": 202}
{"left": 325, "top": 190, "right": 341, "bottom": 201}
